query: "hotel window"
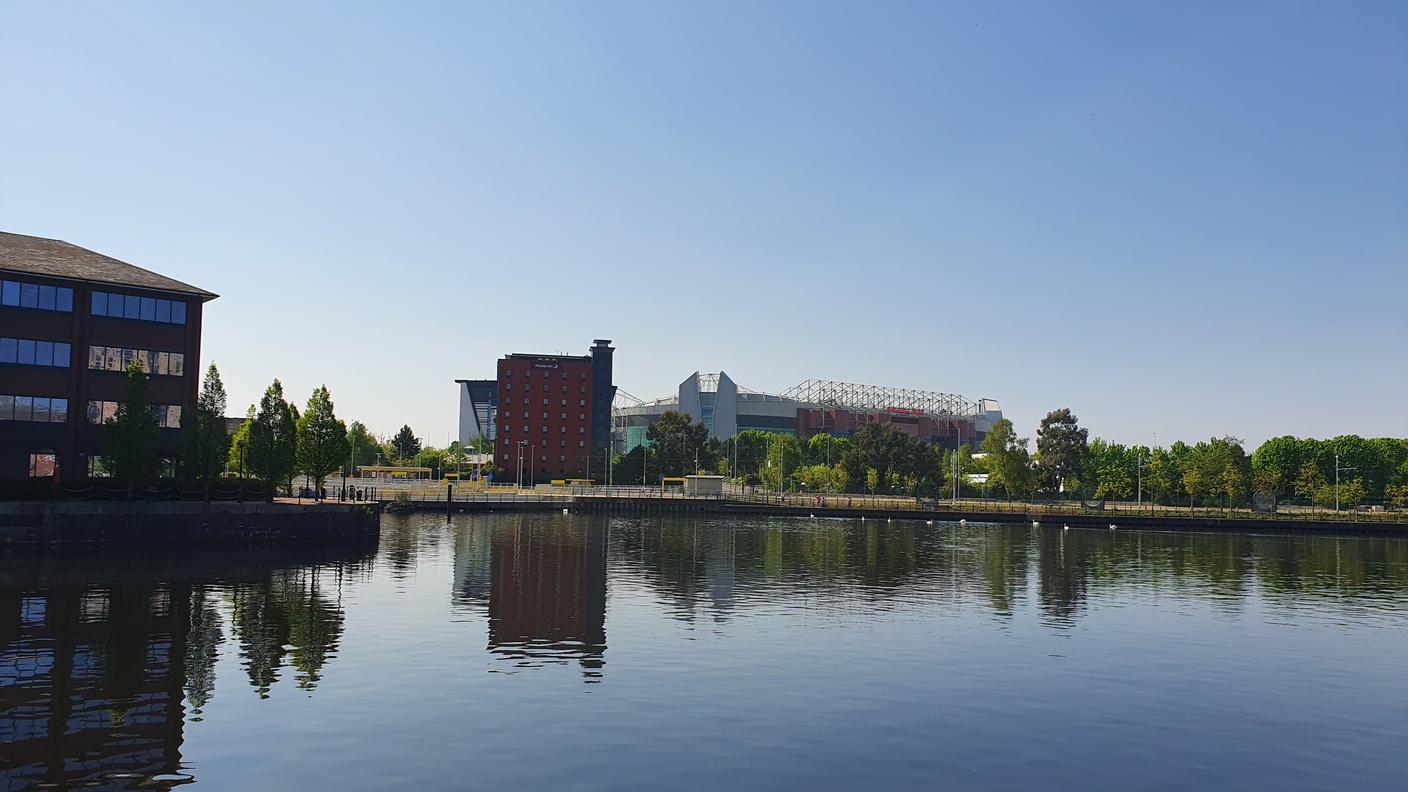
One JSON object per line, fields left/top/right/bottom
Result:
{"left": 579, "top": 440, "right": 585, "bottom": 447}
{"left": 505, "top": 383, "right": 511, "bottom": 390}
{"left": 542, "top": 412, "right": 548, "bottom": 420}
{"left": 504, "top": 410, "right": 510, "bottom": 418}
{"left": 542, "top": 399, "right": 548, "bottom": 405}
{"left": 1, "top": 280, "right": 74, "bottom": 312}
{"left": 559, "top": 455, "right": 566, "bottom": 463}
{"left": 560, "top": 426, "right": 566, "bottom": 433}
{"left": 0, "top": 395, "right": 67, "bottom": 423}
{"left": 0, "top": 338, "right": 70, "bottom": 368}
{"left": 542, "top": 384, "right": 548, "bottom": 392}
{"left": 578, "top": 413, "right": 585, "bottom": 420}
{"left": 522, "top": 398, "right": 528, "bottom": 405}
{"left": 90, "top": 291, "right": 186, "bottom": 324}
{"left": 579, "top": 400, "right": 585, "bottom": 407}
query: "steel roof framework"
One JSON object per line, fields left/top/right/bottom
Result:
{"left": 779, "top": 379, "right": 979, "bottom": 421}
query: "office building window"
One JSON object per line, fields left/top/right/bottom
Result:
{"left": 1, "top": 280, "right": 74, "bottom": 312}
{"left": 0, "top": 395, "right": 67, "bottom": 423}
{"left": 87, "top": 345, "right": 183, "bottom": 376}
{"left": 29, "top": 451, "right": 58, "bottom": 478}
{"left": 90, "top": 291, "right": 187, "bottom": 324}
{"left": 0, "top": 338, "right": 70, "bottom": 368}
{"left": 86, "top": 401, "right": 181, "bottom": 428}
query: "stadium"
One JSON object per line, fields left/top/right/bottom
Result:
{"left": 613, "top": 371, "right": 1002, "bottom": 453}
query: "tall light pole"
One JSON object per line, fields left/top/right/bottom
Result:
{"left": 1136, "top": 450, "right": 1148, "bottom": 513}
{"left": 1335, "top": 453, "right": 1356, "bottom": 513}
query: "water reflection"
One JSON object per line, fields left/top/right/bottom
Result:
{"left": 0, "top": 544, "right": 374, "bottom": 790}
{"left": 1, "top": 518, "right": 1407, "bottom": 789}
{"left": 452, "top": 518, "right": 607, "bottom": 680}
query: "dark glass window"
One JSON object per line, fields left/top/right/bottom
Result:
{"left": 20, "top": 283, "right": 39, "bottom": 307}
{"left": 171, "top": 301, "right": 186, "bottom": 324}
{"left": 17, "top": 339, "right": 35, "bottom": 365}
{"left": 38, "top": 286, "right": 56, "bottom": 310}
{"left": 1, "top": 281, "right": 17, "bottom": 305}
{"left": 123, "top": 296, "right": 140, "bottom": 319}
{"left": 92, "top": 291, "right": 108, "bottom": 315}
{"left": 140, "top": 297, "right": 157, "bottom": 321}
{"left": 0, "top": 338, "right": 14, "bottom": 363}
{"left": 56, "top": 287, "right": 72, "bottom": 311}
{"left": 156, "top": 299, "right": 171, "bottom": 322}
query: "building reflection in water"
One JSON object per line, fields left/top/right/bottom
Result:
{"left": 0, "top": 581, "right": 191, "bottom": 789}
{"left": 0, "top": 543, "right": 372, "bottom": 790}
{"left": 454, "top": 518, "right": 608, "bottom": 681}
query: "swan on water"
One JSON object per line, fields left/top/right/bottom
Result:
{"left": 1109, "top": 524, "right": 1117, "bottom": 530}
{"left": 1063, "top": 524, "right": 1070, "bottom": 531}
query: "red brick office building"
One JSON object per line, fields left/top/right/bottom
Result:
{"left": 495, "top": 340, "right": 615, "bottom": 484}
{"left": 0, "top": 232, "right": 216, "bottom": 480}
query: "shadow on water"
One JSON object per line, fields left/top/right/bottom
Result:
{"left": 0, "top": 540, "right": 377, "bottom": 791}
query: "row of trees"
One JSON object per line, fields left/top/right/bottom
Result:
{"left": 982, "top": 410, "right": 1408, "bottom": 509}
{"left": 102, "top": 361, "right": 357, "bottom": 497}
{"left": 610, "top": 411, "right": 967, "bottom": 497}
{"left": 605, "top": 409, "right": 1408, "bottom": 508}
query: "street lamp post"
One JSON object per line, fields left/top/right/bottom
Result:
{"left": 1335, "top": 452, "right": 1356, "bottom": 513}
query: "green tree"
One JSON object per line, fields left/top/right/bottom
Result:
{"left": 1251, "top": 436, "right": 1304, "bottom": 498}
{"left": 1336, "top": 478, "right": 1367, "bottom": 509}
{"left": 249, "top": 379, "right": 298, "bottom": 494}
{"left": 1221, "top": 461, "right": 1249, "bottom": 509}
{"left": 391, "top": 425, "right": 421, "bottom": 460}
{"left": 1036, "top": 408, "right": 1088, "bottom": 495}
{"left": 180, "top": 363, "right": 232, "bottom": 496}
{"left": 842, "top": 424, "right": 924, "bottom": 495}
{"left": 412, "top": 446, "right": 447, "bottom": 478}
{"left": 1182, "top": 466, "right": 1204, "bottom": 510}
{"left": 865, "top": 467, "right": 880, "bottom": 495}
{"left": 344, "top": 421, "right": 379, "bottom": 475}
{"left": 980, "top": 418, "right": 1032, "bottom": 499}
{"left": 758, "top": 433, "right": 804, "bottom": 491}
{"left": 295, "top": 386, "right": 349, "bottom": 496}
{"left": 1295, "top": 462, "right": 1327, "bottom": 505}
{"left": 646, "top": 411, "right": 710, "bottom": 477}
{"left": 104, "top": 360, "right": 160, "bottom": 494}
{"left": 613, "top": 444, "right": 659, "bottom": 485}
{"left": 227, "top": 405, "right": 254, "bottom": 477}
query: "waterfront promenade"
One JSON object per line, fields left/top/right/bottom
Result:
{"left": 363, "top": 484, "right": 1408, "bottom": 536}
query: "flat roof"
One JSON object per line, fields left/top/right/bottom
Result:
{"left": 0, "top": 231, "right": 217, "bottom": 299}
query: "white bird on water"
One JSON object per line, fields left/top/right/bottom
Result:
{"left": 925, "top": 520, "right": 933, "bottom": 525}
{"left": 1063, "top": 524, "right": 1070, "bottom": 531}
{"left": 810, "top": 514, "right": 815, "bottom": 518}
{"left": 562, "top": 508, "right": 569, "bottom": 514}
{"left": 1032, "top": 521, "right": 1040, "bottom": 527}
{"left": 959, "top": 519, "right": 967, "bottom": 525}
{"left": 1109, "top": 524, "right": 1117, "bottom": 530}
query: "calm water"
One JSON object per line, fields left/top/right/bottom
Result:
{"left": 3, "top": 515, "right": 1407, "bottom": 791}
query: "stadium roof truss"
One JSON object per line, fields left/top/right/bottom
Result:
{"left": 779, "top": 379, "right": 980, "bottom": 421}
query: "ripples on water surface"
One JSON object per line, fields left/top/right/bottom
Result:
{"left": 3, "top": 514, "right": 1407, "bottom": 790}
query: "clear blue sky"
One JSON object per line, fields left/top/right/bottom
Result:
{"left": 3, "top": 1, "right": 1404, "bottom": 448}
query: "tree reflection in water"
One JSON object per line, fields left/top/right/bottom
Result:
{"left": 0, "top": 542, "right": 373, "bottom": 790}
